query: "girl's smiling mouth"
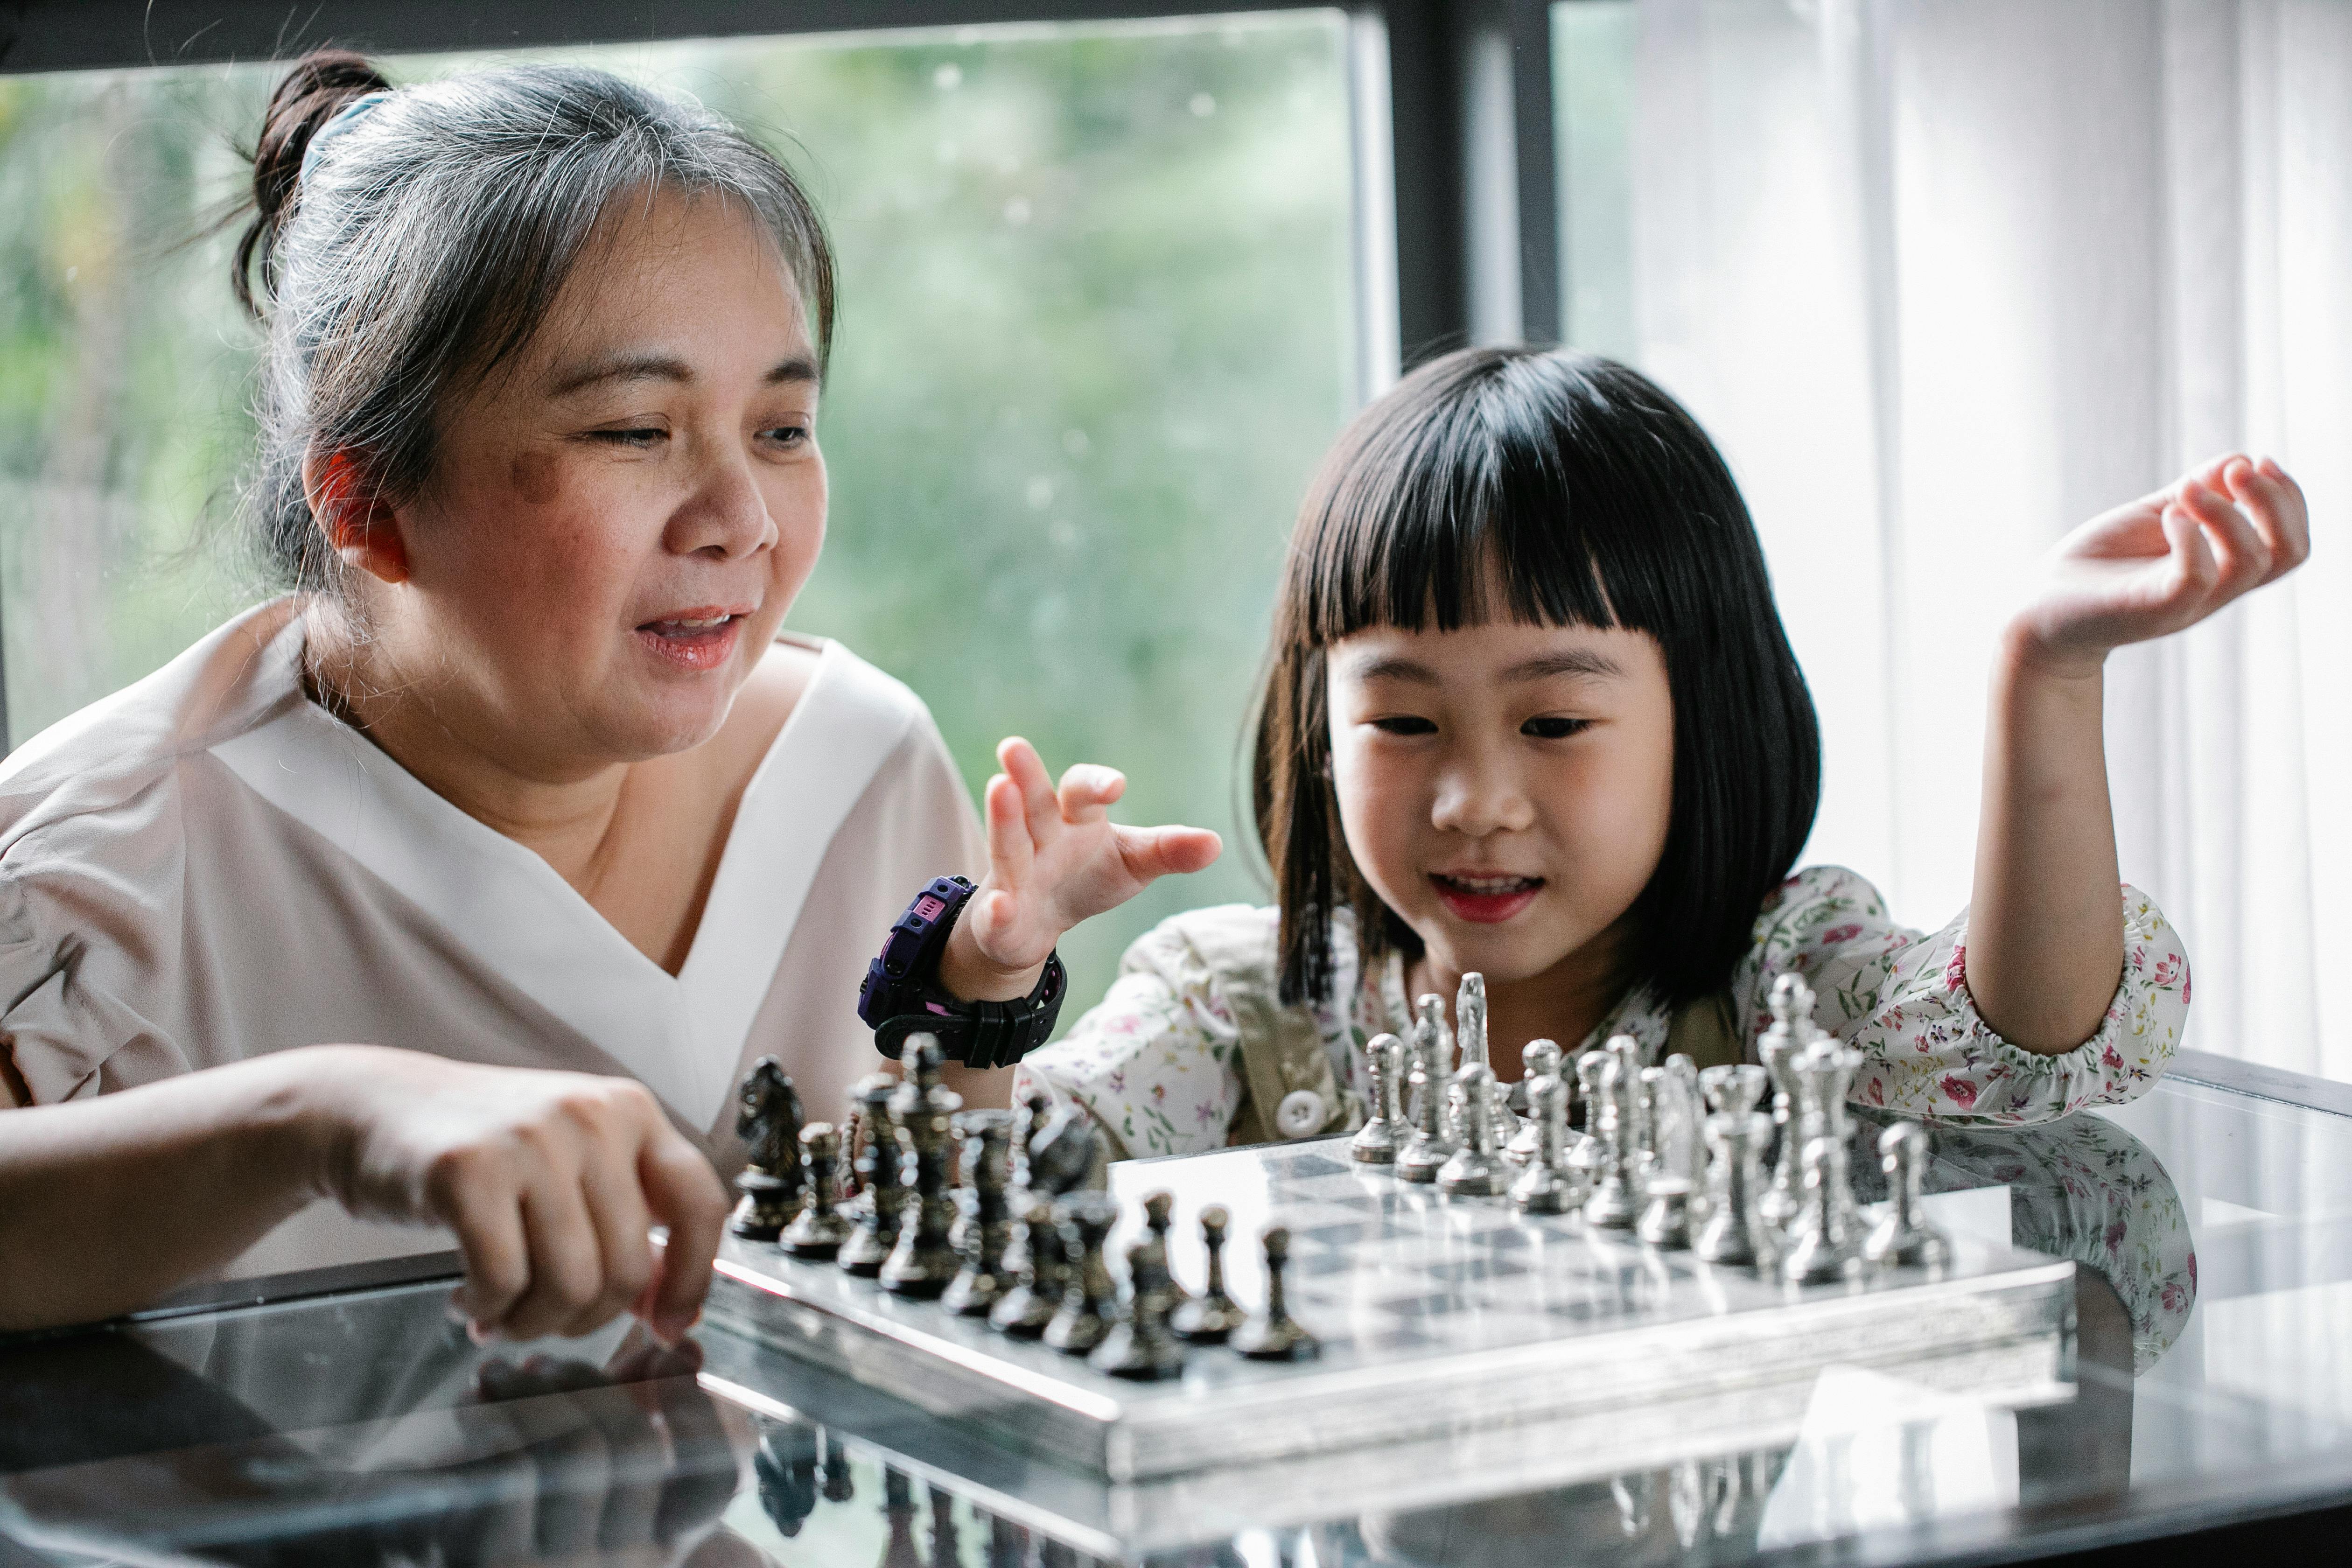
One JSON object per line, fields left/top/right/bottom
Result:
{"left": 1430, "top": 871, "right": 1545, "bottom": 924}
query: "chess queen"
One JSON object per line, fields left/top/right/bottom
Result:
{"left": 0, "top": 52, "right": 1000, "bottom": 1336}
{"left": 899, "top": 348, "right": 2300, "bottom": 1158}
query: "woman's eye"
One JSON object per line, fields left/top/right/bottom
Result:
{"left": 1522, "top": 716, "right": 1591, "bottom": 740}
{"left": 1370, "top": 715, "right": 1438, "bottom": 736}
{"left": 588, "top": 427, "right": 665, "bottom": 448}
{"left": 761, "top": 423, "right": 811, "bottom": 448}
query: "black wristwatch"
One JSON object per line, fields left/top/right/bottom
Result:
{"left": 858, "top": 875, "right": 1067, "bottom": 1070}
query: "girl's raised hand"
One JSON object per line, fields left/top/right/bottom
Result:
{"left": 2011, "top": 454, "right": 2309, "bottom": 678}
{"left": 939, "top": 737, "right": 1222, "bottom": 999}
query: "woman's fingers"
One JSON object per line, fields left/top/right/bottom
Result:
{"left": 2227, "top": 456, "right": 2311, "bottom": 583}
{"left": 565, "top": 1150, "right": 658, "bottom": 1339}
{"left": 434, "top": 1154, "right": 532, "bottom": 1337}
{"left": 637, "top": 1134, "right": 728, "bottom": 1345}
{"left": 2160, "top": 500, "right": 2220, "bottom": 609}
{"left": 2178, "top": 478, "right": 2270, "bottom": 599}
{"left": 503, "top": 1178, "right": 608, "bottom": 1341}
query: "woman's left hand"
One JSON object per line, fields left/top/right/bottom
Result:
{"left": 2009, "top": 453, "right": 2308, "bottom": 678}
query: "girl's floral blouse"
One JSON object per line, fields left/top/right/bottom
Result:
{"left": 1012, "top": 866, "right": 2190, "bottom": 1161}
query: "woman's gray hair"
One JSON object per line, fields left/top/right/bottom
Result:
{"left": 237, "top": 49, "right": 835, "bottom": 596}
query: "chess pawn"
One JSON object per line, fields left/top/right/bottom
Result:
{"left": 1414, "top": 994, "right": 1458, "bottom": 1135}
{"left": 1231, "top": 1225, "right": 1319, "bottom": 1361}
{"left": 1779, "top": 1136, "right": 1866, "bottom": 1285}
{"left": 1089, "top": 1236, "right": 1187, "bottom": 1380}
{"left": 881, "top": 1040, "right": 962, "bottom": 1298}
{"left": 942, "top": 1110, "right": 1015, "bottom": 1316}
{"left": 1510, "top": 1072, "right": 1576, "bottom": 1214}
{"left": 1140, "top": 1190, "right": 1191, "bottom": 1307}
{"left": 731, "top": 1057, "right": 805, "bottom": 1241}
{"left": 1505, "top": 1039, "right": 1565, "bottom": 1168}
{"left": 987, "top": 1195, "right": 1068, "bottom": 1337}
{"left": 1394, "top": 1021, "right": 1458, "bottom": 1184}
{"left": 1699, "top": 1063, "right": 1768, "bottom": 1120}
{"left": 840, "top": 1075, "right": 906, "bottom": 1276}
{"left": 1583, "top": 1048, "right": 1644, "bottom": 1229}
{"left": 1437, "top": 1064, "right": 1506, "bottom": 1197}
{"left": 782, "top": 1123, "right": 852, "bottom": 1259}
{"left": 1169, "top": 1203, "right": 1247, "bottom": 1342}
{"left": 1351, "top": 1032, "right": 1407, "bottom": 1164}
{"left": 1864, "top": 1121, "right": 1953, "bottom": 1268}
{"left": 1637, "top": 1176, "right": 1696, "bottom": 1249}
{"left": 1694, "top": 1112, "right": 1772, "bottom": 1267}
{"left": 1456, "top": 972, "right": 1523, "bottom": 1147}
{"left": 1043, "top": 1193, "right": 1119, "bottom": 1355}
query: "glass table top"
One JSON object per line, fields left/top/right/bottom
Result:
{"left": 5, "top": 1051, "right": 2350, "bottom": 1566}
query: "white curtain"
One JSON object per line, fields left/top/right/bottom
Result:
{"left": 1624, "top": 0, "right": 2352, "bottom": 1078}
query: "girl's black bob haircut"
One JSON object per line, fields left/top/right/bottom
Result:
{"left": 1251, "top": 345, "right": 1821, "bottom": 1008}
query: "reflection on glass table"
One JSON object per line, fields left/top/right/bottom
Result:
{"left": 5, "top": 1058, "right": 2352, "bottom": 1566}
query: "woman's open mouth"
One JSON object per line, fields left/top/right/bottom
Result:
{"left": 1429, "top": 872, "right": 1545, "bottom": 924}
{"left": 635, "top": 609, "right": 748, "bottom": 672}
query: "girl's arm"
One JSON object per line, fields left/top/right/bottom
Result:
{"left": 1969, "top": 455, "right": 2307, "bottom": 1051}
{"left": 0, "top": 1046, "right": 728, "bottom": 1339}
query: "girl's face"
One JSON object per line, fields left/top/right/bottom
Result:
{"left": 1325, "top": 616, "right": 1676, "bottom": 990}
{"left": 373, "top": 188, "right": 824, "bottom": 773}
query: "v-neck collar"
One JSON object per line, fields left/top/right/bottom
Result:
{"left": 210, "top": 622, "right": 917, "bottom": 1127}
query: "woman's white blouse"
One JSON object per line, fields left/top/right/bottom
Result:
{"left": 0, "top": 600, "right": 982, "bottom": 1275}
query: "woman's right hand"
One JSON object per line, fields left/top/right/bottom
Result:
{"left": 938, "top": 737, "right": 1222, "bottom": 1001}
{"left": 297, "top": 1046, "right": 730, "bottom": 1345}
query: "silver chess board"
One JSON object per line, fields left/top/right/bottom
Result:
{"left": 706, "top": 1138, "right": 2074, "bottom": 1484}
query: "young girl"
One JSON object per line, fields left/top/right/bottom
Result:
{"left": 916, "top": 348, "right": 2304, "bottom": 1158}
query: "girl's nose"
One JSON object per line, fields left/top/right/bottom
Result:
{"left": 665, "top": 445, "right": 777, "bottom": 562}
{"left": 1430, "top": 755, "right": 1538, "bottom": 837}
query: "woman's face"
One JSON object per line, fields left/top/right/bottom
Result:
{"left": 1325, "top": 614, "right": 1677, "bottom": 990}
{"left": 370, "top": 188, "right": 824, "bottom": 773}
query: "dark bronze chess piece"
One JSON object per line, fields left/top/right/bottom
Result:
{"left": 1864, "top": 1121, "right": 1953, "bottom": 1269}
{"left": 927, "top": 1484, "right": 959, "bottom": 1568}
{"left": 754, "top": 1416, "right": 821, "bottom": 1538}
{"left": 1139, "top": 1189, "right": 1190, "bottom": 1308}
{"left": 1043, "top": 1193, "right": 1119, "bottom": 1356}
{"left": 880, "top": 1466, "right": 924, "bottom": 1568}
{"left": 1089, "top": 1235, "right": 1187, "bottom": 1380}
{"left": 821, "top": 1431, "right": 854, "bottom": 1503}
{"left": 1351, "top": 1031, "right": 1405, "bottom": 1164}
{"left": 838, "top": 1103, "right": 866, "bottom": 1206}
{"left": 986, "top": 1511, "right": 1024, "bottom": 1568}
{"left": 1009, "top": 1088, "right": 1054, "bottom": 1196}
{"left": 1024, "top": 1101, "right": 1109, "bottom": 1197}
{"left": 881, "top": 1037, "right": 963, "bottom": 1298}
{"left": 1170, "top": 1203, "right": 1247, "bottom": 1342}
{"left": 732, "top": 1057, "right": 805, "bottom": 1241}
{"left": 840, "top": 1074, "right": 906, "bottom": 1276}
{"left": 1231, "top": 1225, "right": 1318, "bottom": 1361}
{"left": 1438, "top": 1064, "right": 1506, "bottom": 1197}
{"left": 987, "top": 1193, "right": 1068, "bottom": 1338}
{"left": 943, "top": 1110, "right": 1015, "bottom": 1316}
{"left": 782, "top": 1122, "right": 852, "bottom": 1260}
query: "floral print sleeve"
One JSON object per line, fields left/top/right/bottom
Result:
{"left": 1009, "top": 905, "right": 1268, "bottom": 1159}
{"left": 1736, "top": 866, "right": 2189, "bottom": 1126}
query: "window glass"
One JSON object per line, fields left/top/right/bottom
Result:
{"left": 0, "top": 13, "right": 1358, "bottom": 1013}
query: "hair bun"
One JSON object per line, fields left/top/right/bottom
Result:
{"left": 235, "top": 48, "right": 393, "bottom": 315}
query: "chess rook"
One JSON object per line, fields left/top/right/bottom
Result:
{"left": 1864, "top": 1121, "right": 1953, "bottom": 1269}
{"left": 1351, "top": 1032, "right": 1406, "bottom": 1164}
{"left": 837, "top": 1075, "right": 905, "bottom": 1276}
{"left": 1505, "top": 1038, "right": 1565, "bottom": 1168}
{"left": 1510, "top": 1071, "right": 1575, "bottom": 1214}
{"left": 987, "top": 1195, "right": 1068, "bottom": 1337}
{"left": 1438, "top": 1064, "right": 1507, "bottom": 1197}
{"left": 1694, "top": 1111, "right": 1772, "bottom": 1267}
{"left": 1169, "top": 1203, "right": 1247, "bottom": 1343}
{"left": 1394, "top": 1015, "right": 1458, "bottom": 1184}
{"left": 1231, "top": 1225, "right": 1319, "bottom": 1361}
{"left": 730, "top": 1057, "right": 805, "bottom": 1241}
{"left": 780, "top": 1122, "right": 851, "bottom": 1259}
{"left": 1089, "top": 1236, "right": 1187, "bottom": 1380}
{"left": 943, "top": 1110, "right": 1015, "bottom": 1316}
{"left": 880, "top": 1037, "right": 963, "bottom": 1298}
{"left": 1043, "top": 1193, "right": 1119, "bottom": 1355}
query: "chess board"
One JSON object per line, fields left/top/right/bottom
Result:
{"left": 706, "top": 1138, "right": 2073, "bottom": 1484}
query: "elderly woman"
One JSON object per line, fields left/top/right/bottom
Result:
{"left": 0, "top": 53, "right": 999, "bottom": 1337}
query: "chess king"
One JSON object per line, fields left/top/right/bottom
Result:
{"left": 866, "top": 347, "right": 2289, "bottom": 1157}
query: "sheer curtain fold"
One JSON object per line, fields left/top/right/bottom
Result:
{"left": 1627, "top": 0, "right": 2352, "bottom": 1076}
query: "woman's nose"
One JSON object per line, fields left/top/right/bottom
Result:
{"left": 1429, "top": 751, "right": 1538, "bottom": 837}
{"left": 665, "top": 446, "right": 777, "bottom": 561}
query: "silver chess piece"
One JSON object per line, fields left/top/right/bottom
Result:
{"left": 1585, "top": 1037, "right": 1648, "bottom": 1229}
{"left": 1043, "top": 1193, "right": 1119, "bottom": 1355}
{"left": 987, "top": 1194, "right": 1067, "bottom": 1337}
{"left": 1864, "top": 1121, "right": 1953, "bottom": 1269}
{"left": 1351, "top": 1032, "right": 1407, "bottom": 1165}
{"left": 1395, "top": 1015, "right": 1458, "bottom": 1184}
{"left": 1637, "top": 1176, "right": 1696, "bottom": 1249}
{"left": 1694, "top": 1112, "right": 1772, "bottom": 1267}
{"left": 838, "top": 1074, "right": 904, "bottom": 1276}
{"left": 1505, "top": 1039, "right": 1565, "bottom": 1168}
{"left": 1231, "top": 1225, "right": 1319, "bottom": 1361}
{"left": 1089, "top": 1236, "right": 1186, "bottom": 1381}
{"left": 780, "top": 1122, "right": 851, "bottom": 1259}
{"left": 1414, "top": 994, "right": 1459, "bottom": 1135}
{"left": 1780, "top": 1136, "right": 1866, "bottom": 1284}
{"left": 1757, "top": 977, "right": 1816, "bottom": 1229}
{"left": 1699, "top": 1063, "right": 1768, "bottom": 1120}
{"left": 942, "top": 1110, "right": 1015, "bottom": 1316}
{"left": 1653, "top": 1055, "right": 1709, "bottom": 1197}
{"left": 1569, "top": 1049, "right": 1610, "bottom": 1193}
{"left": 1456, "top": 973, "right": 1523, "bottom": 1147}
{"left": 1437, "top": 1064, "right": 1507, "bottom": 1197}
{"left": 1169, "top": 1204, "right": 1248, "bottom": 1343}
{"left": 1784, "top": 1031, "right": 1864, "bottom": 1244}
{"left": 1511, "top": 1072, "right": 1577, "bottom": 1214}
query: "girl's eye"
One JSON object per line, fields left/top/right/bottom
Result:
{"left": 1522, "top": 716, "right": 1592, "bottom": 740}
{"left": 1370, "top": 715, "right": 1438, "bottom": 736}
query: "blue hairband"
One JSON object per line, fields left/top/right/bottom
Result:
{"left": 299, "top": 91, "right": 392, "bottom": 183}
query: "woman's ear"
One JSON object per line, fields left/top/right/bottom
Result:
{"left": 301, "top": 445, "right": 411, "bottom": 585}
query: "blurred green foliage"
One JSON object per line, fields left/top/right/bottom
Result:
{"left": 0, "top": 15, "right": 1356, "bottom": 1016}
